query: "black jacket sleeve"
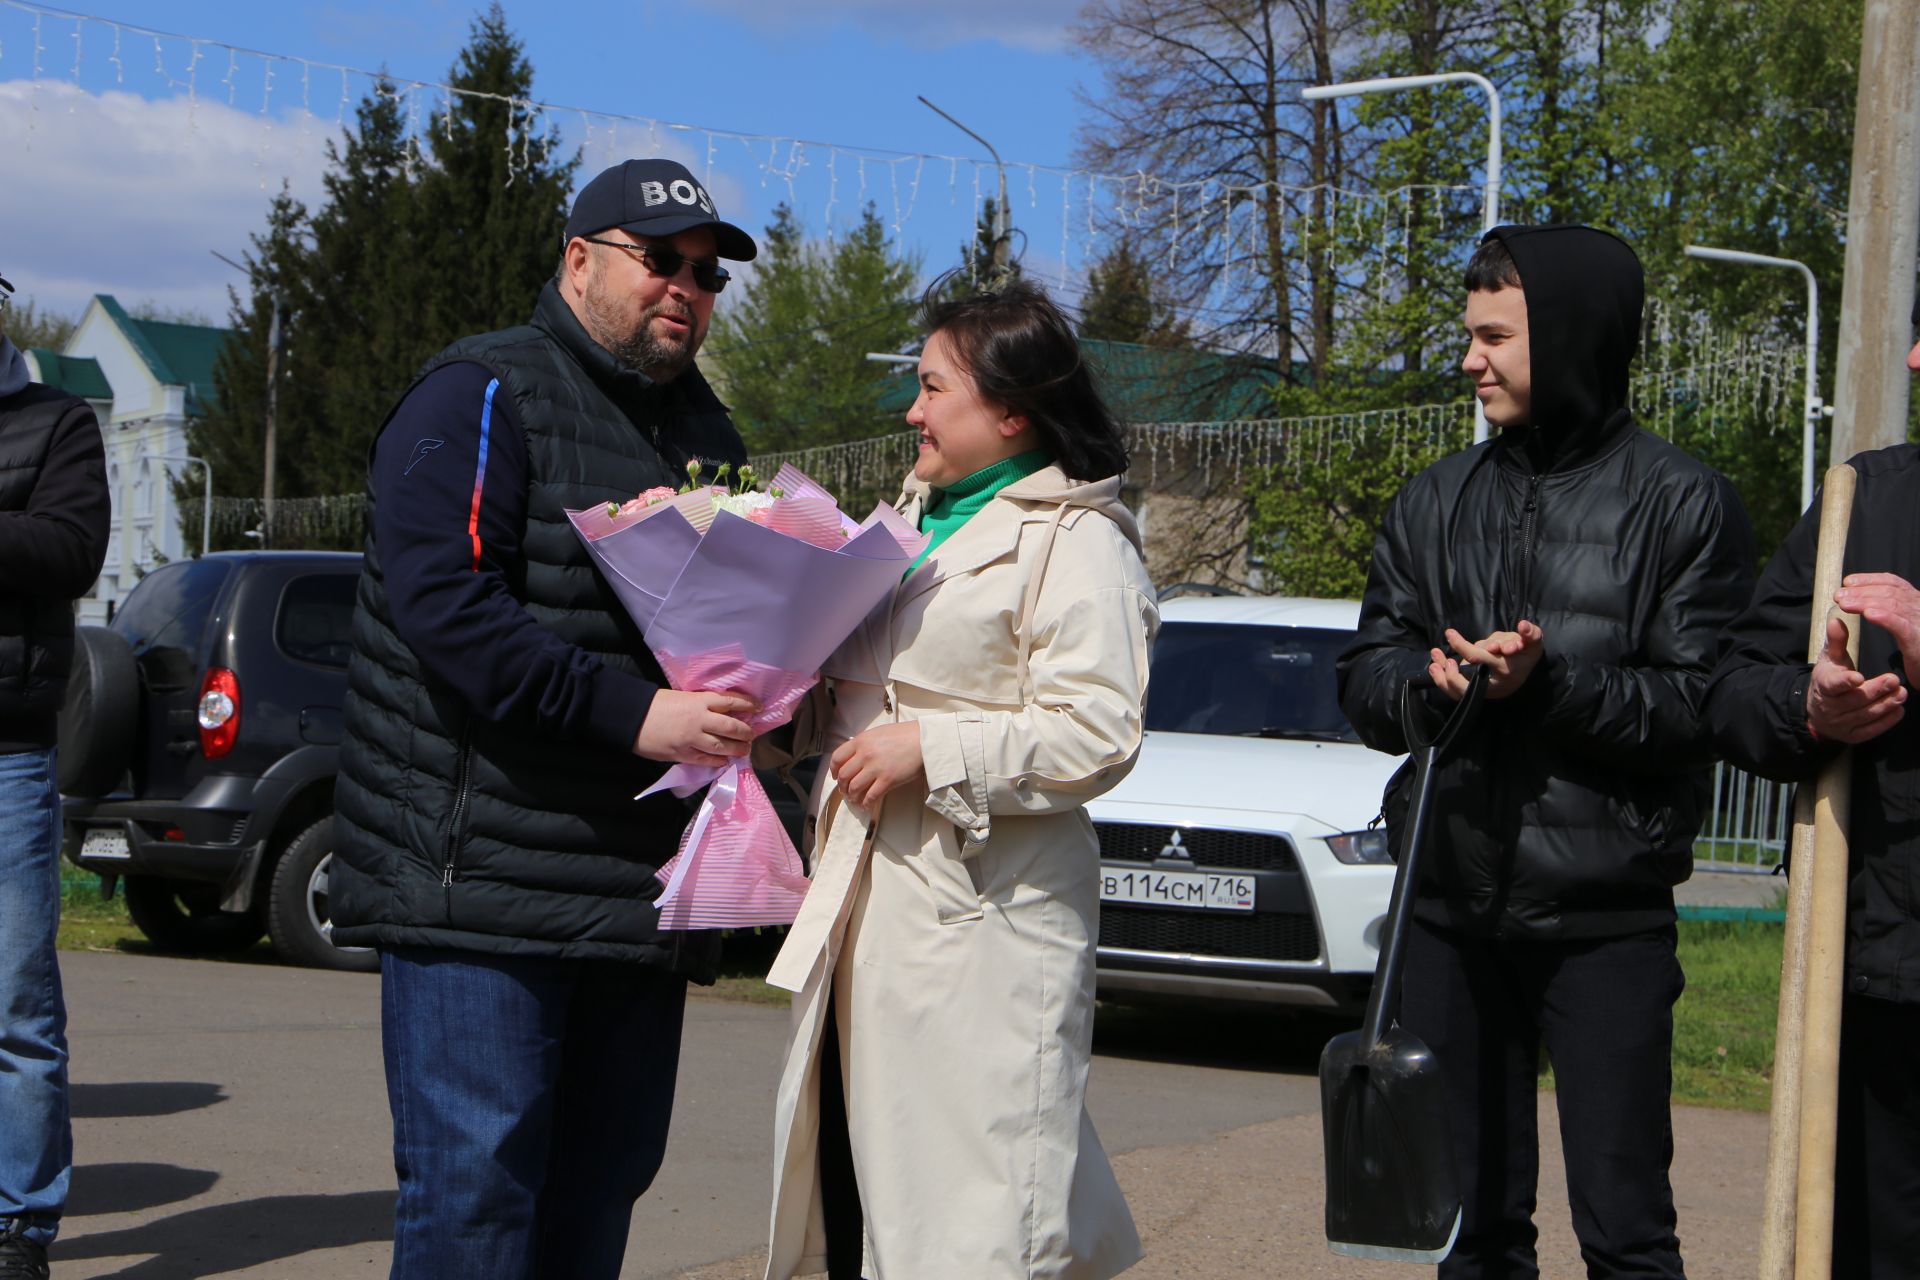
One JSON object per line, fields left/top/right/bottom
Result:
{"left": 1522, "top": 470, "right": 1757, "bottom": 771}
{"left": 0, "top": 397, "right": 109, "bottom": 597}
{"left": 372, "top": 361, "right": 659, "bottom": 751}
{"left": 1704, "top": 491, "right": 1839, "bottom": 783}
{"left": 1337, "top": 481, "right": 1453, "bottom": 756}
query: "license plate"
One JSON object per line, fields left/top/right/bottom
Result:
{"left": 80, "top": 828, "right": 131, "bottom": 861}
{"left": 1100, "top": 868, "right": 1255, "bottom": 912}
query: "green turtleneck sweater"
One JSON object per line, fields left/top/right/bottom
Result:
{"left": 907, "top": 450, "right": 1051, "bottom": 576}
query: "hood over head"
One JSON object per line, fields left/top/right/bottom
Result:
{"left": 1483, "top": 224, "right": 1644, "bottom": 449}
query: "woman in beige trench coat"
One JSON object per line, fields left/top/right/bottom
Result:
{"left": 761, "top": 282, "right": 1159, "bottom": 1280}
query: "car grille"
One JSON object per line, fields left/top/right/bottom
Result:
{"left": 1094, "top": 822, "right": 1298, "bottom": 872}
{"left": 1099, "top": 907, "right": 1321, "bottom": 962}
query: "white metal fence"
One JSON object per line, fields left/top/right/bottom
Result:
{"left": 1697, "top": 762, "right": 1792, "bottom": 874}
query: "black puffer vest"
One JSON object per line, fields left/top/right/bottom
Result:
{"left": 0, "top": 384, "right": 104, "bottom": 751}
{"left": 330, "top": 283, "right": 746, "bottom": 968}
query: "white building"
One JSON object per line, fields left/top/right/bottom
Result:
{"left": 24, "top": 296, "right": 231, "bottom": 623}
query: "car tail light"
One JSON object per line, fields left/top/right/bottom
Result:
{"left": 197, "top": 667, "right": 240, "bottom": 759}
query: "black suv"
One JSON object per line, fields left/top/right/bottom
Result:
{"left": 62, "top": 550, "right": 807, "bottom": 971}
{"left": 61, "top": 552, "right": 373, "bottom": 970}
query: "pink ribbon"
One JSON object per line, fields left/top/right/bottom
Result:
{"left": 643, "top": 647, "right": 815, "bottom": 930}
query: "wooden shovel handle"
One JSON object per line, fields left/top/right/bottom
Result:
{"left": 1758, "top": 463, "right": 1856, "bottom": 1280}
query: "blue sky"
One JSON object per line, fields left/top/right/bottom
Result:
{"left": 1, "top": 0, "right": 1103, "bottom": 323}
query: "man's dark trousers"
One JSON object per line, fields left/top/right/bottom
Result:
{"left": 1833, "top": 994, "right": 1920, "bottom": 1279}
{"left": 1401, "top": 918, "right": 1686, "bottom": 1279}
{"left": 380, "top": 946, "right": 686, "bottom": 1280}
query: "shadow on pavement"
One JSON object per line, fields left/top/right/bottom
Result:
{"left": 53, "top": 1190, "right": 394, "bottom": 1279}
{"left": 68, "top": 1164, "right": 221, "bottom": 1217}
{"left": 1093, "top": 1000, "right": 1353, "bottom": 1074}
{"left": 71, "top": 1082, "right": 227, "bottom": 1119}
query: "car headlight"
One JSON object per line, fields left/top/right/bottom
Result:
{"left": 1326, "top": 828, "right": 1392, "bottom": 865}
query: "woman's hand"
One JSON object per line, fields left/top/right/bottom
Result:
{"left": 829, "top": 721, "right": 926, "bottom": 809}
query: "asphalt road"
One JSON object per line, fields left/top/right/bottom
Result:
{"left": 48, "top": 949, "right": 1766, "bottom": 1278}
{"left": 49, "top": 949, "right": 1329, "bottom": 1279}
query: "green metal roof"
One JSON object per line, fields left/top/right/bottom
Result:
{"left": 95, "top": 295, "right": 229, "bottom": 415}
{"left": 26, "top": 350, "right": 112, "bottom": 401}
{"left": 875, "top": 337, "right": 1281, "bottom": 423}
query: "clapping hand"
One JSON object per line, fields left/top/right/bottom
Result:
{"left": 1429, "top": 620, "right": 1546, "bottom": 702}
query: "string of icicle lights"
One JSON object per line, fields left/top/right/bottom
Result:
{"left": 0, "top": 0, "right": 1487, "bottom": 300}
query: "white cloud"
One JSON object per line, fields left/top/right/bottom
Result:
{"left": 0, "top": 79, "right": 771, "bottom": 329}
{"left": 0, "top": 80, "right": 334, "bottom": 325}
{"left": 690, "top": 0, "right": 1087, "bottom": 53}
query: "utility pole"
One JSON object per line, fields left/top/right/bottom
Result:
{"left": 263, "top": 292, "right": 283, "bottom": 548}
{"left": 212, "top": 249, "right": 285, "bottom": 547}
{"left": 1830, "top": 0, "right": 1920, "bottom": 462}
{"left": 918, "top": 96, "right": 1013, "bottom": 289}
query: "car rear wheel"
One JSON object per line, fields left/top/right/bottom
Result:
{"left": 267, "top": 817, "right": 378, "bottom": 972}
{"left": 122, "top": 875, "right": 266, "bottom": 954}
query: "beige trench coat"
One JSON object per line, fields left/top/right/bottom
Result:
{"left": 762, "top": 465, "right": 1159, "bottom": 1280}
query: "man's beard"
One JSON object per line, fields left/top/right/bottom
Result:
{"left": 584, "top": 283, "right": 702, "bottom": 383}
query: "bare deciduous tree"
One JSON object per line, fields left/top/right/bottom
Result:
{"left": 1075, "top": 1, "right": 1375, "bottom": 380}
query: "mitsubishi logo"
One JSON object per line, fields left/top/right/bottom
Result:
{"left": 1157, "top": 830, "right": 1191, "bottom": 862}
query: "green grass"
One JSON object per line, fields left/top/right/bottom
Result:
{"left": 1670, "top": 919, "right": 1783, "bottom": 1112}
{"left": 57, "top": 866, "right": 146, "bottom": 953}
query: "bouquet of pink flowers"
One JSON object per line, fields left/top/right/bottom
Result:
{"left": 568, "top": 462, "right": 926, "bottom": 930}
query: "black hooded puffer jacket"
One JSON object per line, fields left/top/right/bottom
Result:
{"left": 1337, "top": 225, "right": 1756, "bottom": 941}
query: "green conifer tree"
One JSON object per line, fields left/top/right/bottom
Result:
{"left": 707, "top": 203, "right": 921, "bottom": 456}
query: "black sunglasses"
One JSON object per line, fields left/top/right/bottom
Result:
{"left": 578, "top": 237, "right": 730, "bottom": 293}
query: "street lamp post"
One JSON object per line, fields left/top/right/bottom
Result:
{"left": 1683, "top": 245, "right": 1826, "bottom": 512}
{"left": 918, "top": 96, "right": 1013, "bottom": 288}
{"left": 1303, "top": 71, "right": 1503, "bottom": 443}
{"left": 137, "top": 452, "right": 213, "bottom": 559}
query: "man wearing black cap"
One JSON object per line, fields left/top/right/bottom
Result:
{"left": 329, "top": 159, "right": 760, "bottom": 1280}
{"left": 0, "top": 269, "right": 110, "bottom": 1280}
{"left": 1338, "top": 227, "right": 1755, "bottom": 1277}
{"left": 1705, "top": 309, "right": 1920, "bottom": 1279}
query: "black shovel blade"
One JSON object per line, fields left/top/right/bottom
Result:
{"left": 1319, "top": 1023, "right": 1461, "bottom": 1264}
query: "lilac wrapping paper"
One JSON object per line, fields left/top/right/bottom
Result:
{"left": 568, "top": 473, "right": 926, "bottom": 929}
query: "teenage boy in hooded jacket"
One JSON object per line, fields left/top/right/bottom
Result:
{"left": 1338, "top": 226, "right": 1755, "bottom": 1278}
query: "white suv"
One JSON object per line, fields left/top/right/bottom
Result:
{"left": 1087, "top": 593, "right": 1401, "bottom": 1015}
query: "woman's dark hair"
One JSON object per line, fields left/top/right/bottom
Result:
{"left": 918, "top": 276, "right": 1130, "bottom": 481}
{"left": 1463, "top": 235, "right": 1522, "bottom": 291}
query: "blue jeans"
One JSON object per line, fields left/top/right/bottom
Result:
{"left": 0, "top": 747, "right": 70, "bottom": 1248}
{"left": 380, "top": 946, "right": 687, "bottom": 1280}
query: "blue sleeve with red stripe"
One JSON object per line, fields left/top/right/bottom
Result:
{"left": 370, "top": 360, "right": 657, "bottom": 750}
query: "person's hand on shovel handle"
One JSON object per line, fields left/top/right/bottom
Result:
{"left": 1807, "top": 573, "right": 1914, "bottom": 743}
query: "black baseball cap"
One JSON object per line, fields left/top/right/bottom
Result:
{"left": 562, "top": 159, "right": 757, "bottom": 261}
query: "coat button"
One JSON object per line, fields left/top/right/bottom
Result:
{"left": 1851, "top": 974, "right": 1870, "bottom": 993}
